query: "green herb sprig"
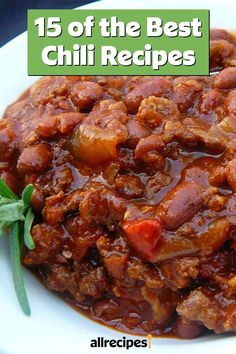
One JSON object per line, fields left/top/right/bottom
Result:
{"left": 0, "top": 179, "right": 35, "bottom": 316}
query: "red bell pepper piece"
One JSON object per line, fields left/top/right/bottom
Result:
{"left": 122, "top": 218, "right": 163, "bottom": 261}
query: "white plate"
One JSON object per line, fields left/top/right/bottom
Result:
{"left": 0, "top": 1, "right": 235, "bottom": 353}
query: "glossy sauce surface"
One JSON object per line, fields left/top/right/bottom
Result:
{"left": 1, "top": 28, "right": 236, "bottom": 339}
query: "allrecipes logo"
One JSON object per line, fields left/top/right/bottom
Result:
{"left": 90, "top": 334, "right": 152, "bottom": 349}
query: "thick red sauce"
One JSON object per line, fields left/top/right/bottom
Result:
{"left": 1, "top": 28, "right": 236, "bottom": 339}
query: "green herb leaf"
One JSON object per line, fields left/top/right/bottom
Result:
{"left": 0, "top": 196, "right": 17, "bottom": 206}
{"left": 24, "top": 208, "right": 35, "bottom": 250}
{"left": 0, "top": 201, "right": 25, "bottom": 222}
{"left": 0, "top": 178, "right": 35, "bottom": 315}
{"left": 22, "top": 184, "right": 34, "bottom": 207}
{"left": 0, "top": 179, "right": 17, "bottom": 199}
{"left": 0, "top": 221, "right": 6, "bottom": 238}
{"left": 9, "top": 221, "right": 31, "bottom": 316}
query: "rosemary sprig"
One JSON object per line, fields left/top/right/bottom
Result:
{"left": 9, "top": 221, "right": 31, "bottom": 316}
{"left": 0, "top": 179, "right": 35, "bottom": 315}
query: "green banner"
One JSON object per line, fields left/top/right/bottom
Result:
{"left": 28, "top": 9, "right": 209, "bottom": 75}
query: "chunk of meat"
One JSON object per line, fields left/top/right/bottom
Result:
{"left": 17, "top": 143, "right": 53, "bottom": 173}
{"left": 64, "top": 189, "right": 83, "bottom": 212}
{"left": 79, "top": 267, "right": 109, "bottom": 298}
{"left": 160, "top": 257, "right": 200, "bottom": 290}
{"left": 199, "top": 89, "right": 224, "bottom": 113}
{"left": 217, "top": 115, "right": 236, "bottom": 136}
{"left": 175, "top": 120, "right": 228, "bottom": 153}
{"left": 44, "top": 264, "right": 85, "bottom": 302}
{"left": 69, "top": 81, "right": 103, "bottom": 111}
{"left": 84, "top": 108, "right": 129, "bottom": 128}
{"left": 145, "top": 172, "right": 172, "bottom": 200}
{"left": 79, "top": 183, "right": 127, "bottom": 227}
{"left": 141, "top": 286, "right": 178, "bottom": 325}
{"left": 97, "top": 235, "right": 129, "bottom": 279}
{"left": 177, "top": 288, "right": 236, "bottom": 333}
{"left": 114, "top": 175, "right": 144, "bottom": 199}
{"left": 127, "top": 258, "right": 164, "bottom": 289}
{"left": 65, "top": 216, "right": 105, "bottom": 260}
{"left": 172, "top": 79, "right": 202, "bottom": 113}
{"left": 157, "top": 182, "right": 203, "bottom": 231}
{"left": 35, "top": 112, "right": 83, "bottom": 138}
{"left": 30, "top": 76, "right": 73, "bottom": 106}
{"left": 69, "top": 123, "right": 128, "bottom": 166}
{"left": 125, "top": 77, "right": 172, "bottom": 114}
{"left": 23, "top": 223, "right": 64, "bottom": 265}
{"left": 43, "top": 192, "right": 65, "bottom": 224}
{"left": 199, "top": 250, "right": 236, "bottom": 296}
{"left": 137, "top": 96, "right": 179, "bottom": 128}
{"left": 91, "top": 98, "right": 127, "bottom": 113}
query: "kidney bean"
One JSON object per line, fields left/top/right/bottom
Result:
{"left": 135, "top": 134, "right": 164, "bottom": 160}
{"left": 210, "top": 29, "right": 232, "bottom": 41}
{"left": 226, "top": 159, "right": 236, "bottom": 191}
{"left": 0, "top": 128, "right": 15, "bottom": 161}
{"left": 126, "top": 119, "right": 150, "bottom": 148}
{"left": 70, "top": 81, "right": 103, "bottom": 111}
{"left": 174, "top": 316, "right": 204, "bottom": 339}
{"left": 0, "top": 170, "right": 19, "bottom": 194}
{"left": 172, "top": 79, "right": 202, "bottom": 113}
{"left": 225, "top": 89, "right": 236, "bottom": 115}
{"left": 181, "top": 165, "right": 209, "bottom": 187}
{"left": 31, "top": 188, "right": 45, "bottom": 211}
{"left": 199, "top": 89, "right": 224, "bottom": 113}
{"left": 212, "top": 67, "right": 236, "bottom": 89}
{"left": 157, "top": 182, "right": 203, "bottom": 230}
{"left": 17, "top": 143, "right": 53, "bottom": 173}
